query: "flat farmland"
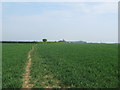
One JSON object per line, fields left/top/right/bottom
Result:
{"left": 2, "top": 43, "right": 33, "bottom": 88}
{"left": 2, "top": 43, "right": 118, "bottom": 88}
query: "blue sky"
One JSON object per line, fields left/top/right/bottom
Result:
{"left": 2, "top": 2, "right": 118, "bottom": 42}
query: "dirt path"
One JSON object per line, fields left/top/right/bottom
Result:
{"left": 22, "top": 45, "right": 35, "bottom": 88}
{"left": 21, "top": 44, "right": 68, "bottom": 88}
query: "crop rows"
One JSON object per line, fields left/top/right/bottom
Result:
{"left": 2, "top": 43, "right": 33, "bottom": 88}
{"left": 31, "top": 43, "right": 118, "bottom": 88}
{"left": 2, "top": 43, "right": 118, "bottom": 88}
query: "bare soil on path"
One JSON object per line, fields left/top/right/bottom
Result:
{"left": 21, "top": 44, "right": 68, "bottom": 89}
{"left": 22, "top": 45, "right": 35, "bottom": 88}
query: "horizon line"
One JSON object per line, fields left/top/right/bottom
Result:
{"left": 1, "top": 40, "right": 118, "bottom": 43}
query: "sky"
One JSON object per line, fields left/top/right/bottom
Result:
{"left": 0, "top": 2, "right": 2, "bottom": 41}
{"left": 1, "top": 0, "right": 119, "bottom": 2}
{"left": 2, "top": 2, "right": 118, "bottom": 43}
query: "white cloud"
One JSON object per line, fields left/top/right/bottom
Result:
{"left": 71, "top": 2, "right": 118, "bottom": 14}
{"left": 92, "top": 3, "right": 118, "bottom": 13}
{"left": 7, "top": 3, "right": 117, "bottom": 27}
{"left": 1, "top": 0, "right": 119, "bottom": 2}
{"left": 9, "top": 12, "right": 68, "bottom": 23}
{"left": 6, "top": 2, "right": 118, "bottom": 24}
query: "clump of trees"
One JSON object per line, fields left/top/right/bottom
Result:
{"left": 42, "top": 39, "right": 47, "bottom": 42}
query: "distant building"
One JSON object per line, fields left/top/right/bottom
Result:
{"left": 70, "top": 41, "right": 87, "bottom": 43}
{"left": 58, "top": 39, "right": 66, "bottom": 42}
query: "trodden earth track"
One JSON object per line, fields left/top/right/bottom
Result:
{"left": 21, "top": 44, "right": 62, "bottom": 89}
{"left": 22, "top": 45, "right": 35, "bottom": 88}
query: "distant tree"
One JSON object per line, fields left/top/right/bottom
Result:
{"left": 42, "top": 39, "right": 47, "bottom": 42}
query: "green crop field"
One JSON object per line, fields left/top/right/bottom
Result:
{"left": 2, "top": 43, "right": 33, "bottom": 88}
{"left": 2, "top": 43, "right": 118, "bottom": 88}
